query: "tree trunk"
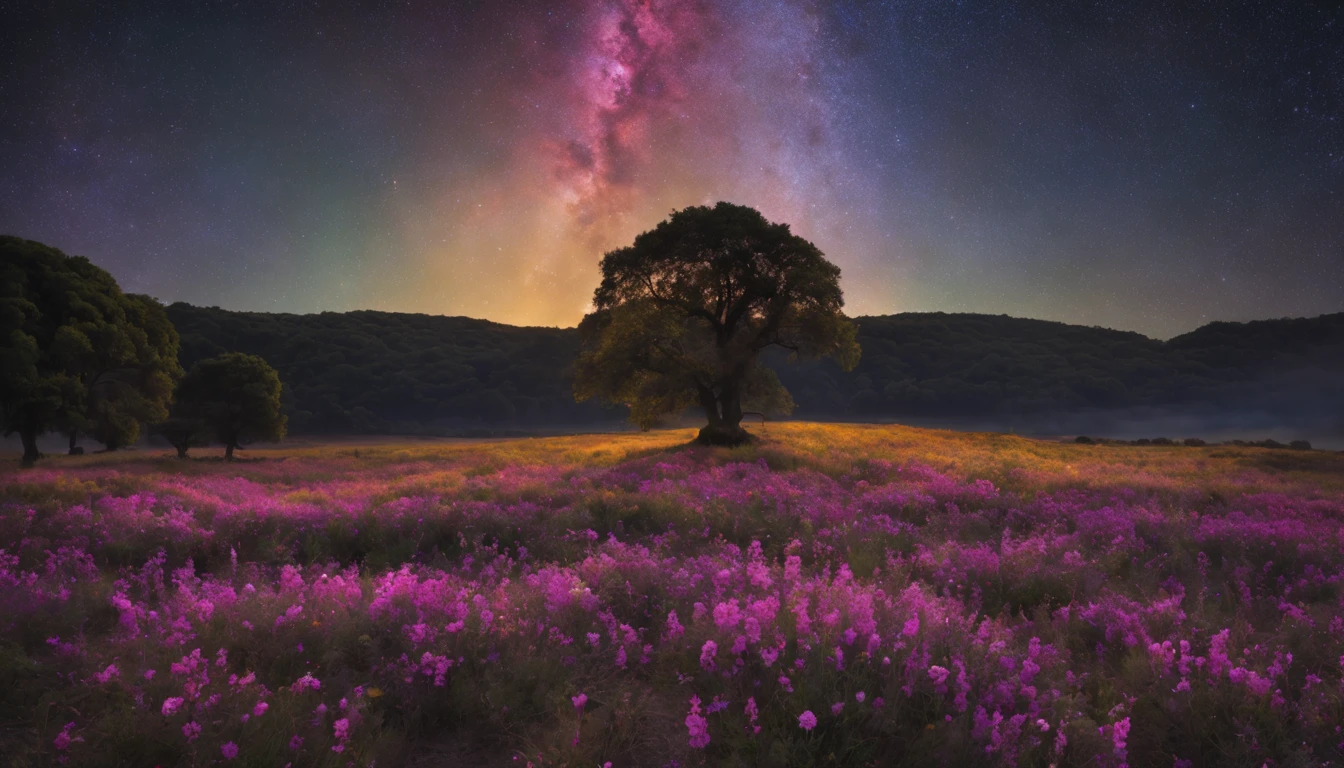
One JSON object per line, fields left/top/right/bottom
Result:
{"left": 68, "top": 431, "right": 79, "bottom": 455}
{"left": 225, "top": 440, "right": 236, "bottom": 460}
{"left": 695, "top": 383, "right": 753, "bottom": 446}
{"left": 20, "top": 427, "right": 40, "bottom": 466}
{"left": 175, "top": 443, "right": 189, "bottom": 459}
{"left": 698, "top": 385, "right": 723, "bottom": 429}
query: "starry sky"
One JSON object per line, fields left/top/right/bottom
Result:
{"left": 1, "top": 1, "right": 1340, "bottom": 338}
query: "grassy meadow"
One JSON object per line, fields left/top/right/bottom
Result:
{"left": 2, "top": 423, "right": 1343, "bottom": 767}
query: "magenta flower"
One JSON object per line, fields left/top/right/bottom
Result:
{"left": 53, "top": 723, "right": 78, "bottom": 751}
{"left": 93, "top": 664, "right": 119, "bottom": 684}
{"left": 928, "top": 665, "right": 950, "bottom": 686}
{"left": 161, "top": 697, "right": 184, "bottom": 717}
{"left": 700, "top": 639, "right": 718, "bottom": 670}
{"left": 221, "top": 742, "right": 239, "bottom": 760}
{"left": 572, "top": 693, "right": 588, "bottom": 710}
{"left": 685, "top": 696, "right": 710, "bottom": 748}
{"left": 1112, "top": 717, "right": 1130, "bottom": 755}
{"left": 253, "top": 701, "right": 269, "bottom": 717}
{"left": 831, "top": 701, "right": 845, "bottom": 715}
{"left": 799, "top": 710, "right": 818, "bottom": 731}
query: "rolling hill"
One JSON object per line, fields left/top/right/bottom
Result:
{"left": 167, "top": 303, "right": 1344, "bottom": 436}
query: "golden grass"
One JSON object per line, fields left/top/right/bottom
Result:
{"left": 5, "top": 421, "right": 1342, "bottom": 496}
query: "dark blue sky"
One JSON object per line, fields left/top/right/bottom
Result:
{"left": 2, "top": 0, "right": 1340, "bottom": 337}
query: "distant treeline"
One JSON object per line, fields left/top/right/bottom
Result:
{"left": 167, "top": 304, "right": 1344, "bottom": 434}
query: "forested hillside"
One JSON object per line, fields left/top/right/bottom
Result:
{"left": 168, "top": 305, "right": 612, "bottom": 433}
{"left": 167, "top": 304, "right": 1344, "bottom": 434}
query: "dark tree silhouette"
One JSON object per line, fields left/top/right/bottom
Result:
{"left": 152, "top": 416, "right": 211, "bottom": 458}
{"left": 0, "top": 236, "right": 181, "bottom": 465}
{"left": 575, "top": 202, "right": 860, "bottom": 445}
{"left": 78, "top": 292, "right": 181, "bottom": 451}
{"left": 177, "top": 352, "right": 286, "bottom": 459}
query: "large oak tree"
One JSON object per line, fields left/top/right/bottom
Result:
{"left": 575, "top": 202, "right": 860, "bottom": 445}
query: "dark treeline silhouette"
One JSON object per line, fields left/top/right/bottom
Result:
{"left": 168, "top": 303, "right": 1344, "bottom": 436}
{"left": 168, "top": 304, "right": 612, "bottom": 433}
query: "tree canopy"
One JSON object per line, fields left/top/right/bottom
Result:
{"left": 1, "top": 236, "right": 180, "bottom": 464}
{"left": 176, "top": 352, "right": 286, "bottom": 459}
{"left": 574, "top": 202, "right": 861, "bottom": 444}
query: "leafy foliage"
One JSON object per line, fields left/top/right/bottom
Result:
{"left": 176, "top": 352, "right": 286, "bottom": 459}
{"left": 0, "top": 236, "right": 180, "bottom": 463}
{"left": 575, "top": 202, "right": 860, "bottom": 444}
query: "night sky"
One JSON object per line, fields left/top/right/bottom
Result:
{"left": 2, "top": 1, "right": 1340, "bottom": 339}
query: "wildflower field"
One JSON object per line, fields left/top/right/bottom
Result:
{"left": 3, "top": 423, "right": 1343, "bottom": 767}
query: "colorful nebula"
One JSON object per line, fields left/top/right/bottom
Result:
{"left": 1, "top": 0, "right": 1340, "bottom": 336}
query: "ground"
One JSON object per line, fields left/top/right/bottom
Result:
{"left": 2, "top": 423, "right": 1342, "bottom": 767}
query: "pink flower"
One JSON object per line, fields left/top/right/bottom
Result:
{"left": 289, "top": 734, "right": 304, "bottom": 750}
{"left": 253, "top": 702, "right": 269, "bottom": 717}
{"left": 798, "top": 710, "right": 818, "bottom": 731}
{"left": 161, "top": 697, "right": 185, "bottom": 717}
{"left": 855, "top": 691, "right": 866, "bottom": 703}
{"left": 1112, "top": 717, "right": 1130, "bottom": 754}
{"left": 333, "top": 717, "right": 350, "bottom": 741}
{"left": 713, "top": 600, "right": 741, "bottom": 629}
{"left": 221, "top": 742, "right": 239, "bottom": 760}
{"left": 291, "top": 673, "right": 321, "bottom": 692}
{"left": 572, "top": 693, "right": 588, "bottom": 710}
{"left": 744, "top": 696, "right": 760, "bottom": 734}
{"left": 685, "top": 696, "right": 710, "bottom": 748}
{"left": 928, "top": 665, "right": 950, "bottom": 686}
{"left": 53, "top": 723, "right": 79, "bottom": 751}
{"left": 182, "top": 721, "right": 201, "bottom": 742}
{"left": 700, "top": 640, "right": 718, "bottom": 670}
{"left": 93, "top": 664, "right": 119, "bottom": 684}
{"left": 831, "top": 702, "right": 845, "bottom": 715}
{"left": 902, "top": 616, "right": 920, "bottom": 637}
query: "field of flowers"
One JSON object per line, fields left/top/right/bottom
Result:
{"left": 2, "top": 423, "right": 1343, "bottom": 767}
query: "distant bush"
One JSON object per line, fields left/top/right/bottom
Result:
{"left": 1183, "top": 438, "right": 1206, "bottom": 447}
{"left": 1290, "top": 440, "right": 1312, "bottom": 451}
{"left": 1151, "top": 437, "right": 1174, "bottom": 445}
{"left": 1074, "top": 435, "right": 1095, "bottom": 444}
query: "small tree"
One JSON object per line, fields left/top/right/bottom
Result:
{"left": 176, "top": 353, "right": 286, "bottom": 459}
{"left": 575, "top": 202, "right": 860, "bottom": 445}
{"left": 152, "top": 416, "right": 210, "bottom": 458}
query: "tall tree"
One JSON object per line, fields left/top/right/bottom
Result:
{"left": 1, "top": 236, "right": 179, "bottom": 465}
{"left": 176, "top": 352, "right": 286, "bottom": 459}
{"left": 78, "top": 293, "right": 181, "bottom": 451}
{"left": 575, "top": 202, "right": 860, "bottom": 445}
